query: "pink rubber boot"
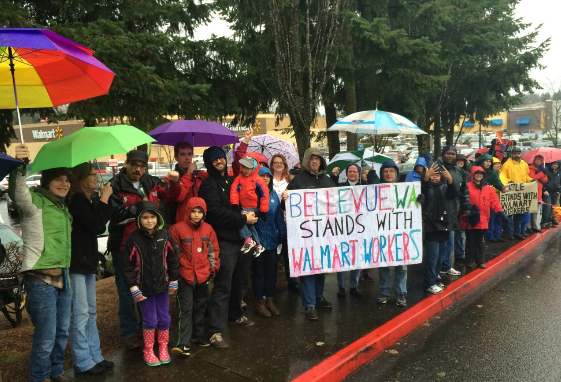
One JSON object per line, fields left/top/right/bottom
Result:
{"left": 158, "top": 329, "right": 171, "bottom": 365}
{"left": 143, "top": 329, "right": 161, "bottom": 367}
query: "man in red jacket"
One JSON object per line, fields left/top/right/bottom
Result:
{"left": 173, "top": 142, "right": 208, "bottom": 223}
{"left": 170, "top": 197, "right": 220, "bottom": 356}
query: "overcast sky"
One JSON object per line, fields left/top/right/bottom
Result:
{"left": 194, "top": 1, "right": 559, "bottom": 93}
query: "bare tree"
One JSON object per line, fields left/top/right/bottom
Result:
{"left": 268, "top": 0, "right": 347, "bottom": 158}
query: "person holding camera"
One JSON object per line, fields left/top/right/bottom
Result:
{"left": 437, "top": 145, "right": 471, "bottom": 276}
{"left": 68, "top": 163, "right": 114, "bottom": 375}
{"left": 421, "top": 163, "right": 456, "bottom": 294}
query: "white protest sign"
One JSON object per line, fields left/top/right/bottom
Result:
{"left": 286, "top": 182, "right": 423, "bottom": 277}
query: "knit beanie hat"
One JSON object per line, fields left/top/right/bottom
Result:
{"left": 203, "top": 146, "right": 226, "bottom": 169}
{"left": 41, "top": 167, "right": 72, "bottom": 189}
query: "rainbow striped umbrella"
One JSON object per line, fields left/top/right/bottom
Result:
{"left": 0, "top": 28, "right": 114, "bottom": 142}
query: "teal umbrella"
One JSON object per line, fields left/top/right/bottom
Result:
{"left": 30, "top": 124, "right": 155, "bottom": 172}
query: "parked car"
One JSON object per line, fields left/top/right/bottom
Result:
{"left": 25, "top": 174, "right": 42, "bottom": 188}
{"left": 96, "top": 225, "right": 113, "bottom": 280}
{"left": 0, "top": 223, "right": 25, "bottom": 327}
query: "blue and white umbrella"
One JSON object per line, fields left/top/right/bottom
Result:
{"left": 328, "top": 109, "right": 427, "bottom": 135}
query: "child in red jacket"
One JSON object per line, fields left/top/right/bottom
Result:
{"left": 461, "top": 166, "right": 504, "bottom": 269}
{"left": 169, "top": 197, "right": 220, "bottom": 356}
{"left": 230, "top": 156, "right": 269, "bottom": 257}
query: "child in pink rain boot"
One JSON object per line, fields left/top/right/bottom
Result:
{"left": 124, "top": 202, "right": 179, "bottom": 366}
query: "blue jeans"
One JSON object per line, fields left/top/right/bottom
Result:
{"left": 425, "top": 240, "right": 445, "bottom": 288}
{"left": 299, "top": 274, "right": 325, "bottom": 309}
{"left": 112, "top": 252, "right": 140, "bottom": 338}
{"left": 440, "top": 231, "right": 454, "bottom": 271}
{"left": 70, "top": 273, "right": 104, "bottom": 372}
{"left": 378, "top": 266, "right": 407, "bottom": 297}
{"left": 337, "top": 270, "right": 360, "bottom": 289}
{"left": 486, "top": 212, "right": 503, "bottom": 241}
{"left": 454, "top": 230, "right": 465, "bottom": 262}
{"left": 509, "top": 213, "right": 526, "bottom": 236}
{"left": 240, "top": 208, "right": 261, "bottom": 244}
{"left": 25, "top": 274, "right": 72, "bottom": 382}
{"left": 543, "top": 194, "right": 552, "bottom": 225}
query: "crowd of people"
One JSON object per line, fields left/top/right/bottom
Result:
{"left": 10, "top": 132, "right": 559, "bottom": 381}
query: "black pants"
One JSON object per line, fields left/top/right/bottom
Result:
{"left": 281, "top": 238, "right": 298, "bottom": 287}
{"left": 175, "top": 279, "right": 209, "bottom": 345}
{"left": 465, "top": 229, "right": 485, "bottom": 265}
{"left": 252, "top": 250, "right": 277, "bottom": 299}
{"left": 207, "top": 240, "right": 250, "bottom": 334}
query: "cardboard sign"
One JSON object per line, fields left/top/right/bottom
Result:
{"left": 286, "top": 182, "right": 423, "bottom": 277}
{"left": 499, "top": 182, "right": 538, "bottom": 215}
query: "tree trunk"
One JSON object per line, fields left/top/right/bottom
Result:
{"left": 344, "top": 75, "right": 358, "bottom": 151}
{"left": 417, "top": 134, "right": 431, "bottom": 157}
{"left": 433, "top": 117, "right": 442, "bottom": 158}
{"left": 323, "top": 97, "right": 340, "bottom": 159}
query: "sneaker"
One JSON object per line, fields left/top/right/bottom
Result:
{"left": 76, "top": 364, "right": 106, "bottom": 376}
{"left": 241, "top": 238, "right": 257, "bottom": 254}
{"left": 350, "top": 288, "right": 362, "bottom": 297}
{"left": 305, "top": 307, "right": 319, "bottom": 321}
{"left": 234, "top": 315, "right": 255, "bottom": 327}
{"left": 446, "top": 268, "right": 461, "bottom": 276}
{"left": 437, "top": 282, "right": 445, "bottom": 289}
{"left": 96, "top": 360, "right": 114, "bottom": 370}
{"left": 396, "top": 295, "right": 407, "bottom": 307}
{"left": 376, "top": 296, "right": 389, "bottom": 304}
{"left": 171, "top": 344, "right": 191, "bottom": 357}
{"left": 317, "top": 297, "right": 333, "bottom": 310}
{"left": 253, "top": 244, "right": 266, "bottom": 258}
{"left": 192, "top": 338, "right": 211, "bottom": 347}
{"left": 426, "top": 284, "right": 444, "bottom": 295}
{"left": 209, "top": 333, "right": 229, "bottom": 349}
{"left": 52, "top": 374, "right": 71, "bottom": 382}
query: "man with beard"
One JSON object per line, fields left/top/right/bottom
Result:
{"left": 500, "top": 146, "right": 533, "bottom": 239}
{"left": 172, "top": 142, "right": 207, "bottom": 223}
{"left": 200, "top": 146, "right": 258, "bottom": 349}
{"left": 287, "top": 147, "right": 335, "bottom": 320}
{"left": 108, "top": 150, "right": 180, "bottom": 349}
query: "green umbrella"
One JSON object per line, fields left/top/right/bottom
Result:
{"left": 30, "top": 124, "right": 155, "bottom": 172}
{"left": 326, "top": 149, "right": 390, "bottom": 172}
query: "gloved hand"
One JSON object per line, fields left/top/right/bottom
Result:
{"left": 468, "top": 206, "right": 481, "bottom": 226}
{"left": 130, "top": 286, "right": 147, "bottom": 303}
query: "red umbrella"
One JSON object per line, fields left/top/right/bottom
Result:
{"left": 521, "top": 147, "right": 561, "bottom": 164}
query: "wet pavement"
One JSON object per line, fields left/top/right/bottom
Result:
{"left": 66, "top": 234, "right": 527, "bottom": 382}
{"left": 348, "top": 235, "right": 561, "bottom": 382}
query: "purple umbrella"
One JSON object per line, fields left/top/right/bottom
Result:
{"left": 149, "top": 120, "right": 239, "bottom": 147}
{"left": 234, "top": 134, "right": 300, "bottom": 169}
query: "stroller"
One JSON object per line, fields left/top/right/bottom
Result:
{"left": 0, "top": 239, "right": 26, "bottom": 327}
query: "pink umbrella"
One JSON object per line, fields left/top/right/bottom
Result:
{"left": 234, "top": 134, "right": 299, "bottom": 168}
{"left": 521, "top": 147, "right": 561, "bottom": 164}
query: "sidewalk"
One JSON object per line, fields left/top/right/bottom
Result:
{"left": 74, "top": 231, "right": 557, "bottom": 382}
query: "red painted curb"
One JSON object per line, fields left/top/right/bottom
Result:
{"left": 292, "top": 227, "right": 559, "bottom": 382}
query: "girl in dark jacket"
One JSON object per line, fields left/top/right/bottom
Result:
{"left": 69, "top": 163, "right": 114, "bottom": 375}
{"left": 421, "top": 164, "right": 457, "bottom": 294}
{"left": 124, "top": 202, "right": 179, "bottom": 367}
{"left": 253, "top": 167, "right": 286, "bottom": 317}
